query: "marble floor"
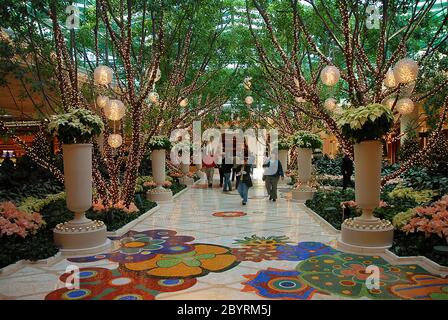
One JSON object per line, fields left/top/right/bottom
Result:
{"left": 1, "top": 180, "right": 447, "bottom": 300}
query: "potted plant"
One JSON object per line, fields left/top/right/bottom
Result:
{"left": 275, "top": 137, "right": 292, "bottom": 185}
{"left": 47, "top": 108, "right": 108, "bottom": 251}
{"left": 337, "top": 103, "right": 394, "bottom": 248}
{"left": 147, "top": 136, "right": 173, "bottom": 201}
{"left": 291, "top": 131, "right": 322, "bottom": 200}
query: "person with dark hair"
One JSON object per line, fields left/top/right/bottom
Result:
{"left": 342, "top": 154, "right": 354, "bottom": 190}
{"left": 235, "top": 158, "right": 253, "bottom": 205}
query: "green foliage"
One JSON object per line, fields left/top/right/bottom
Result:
{"left": 148, "top": 135, "right": 172, "bottom": 151}
{"left": 314, "top": 155, "right": 343, "bottom": 175}
{"left": 277, "top": 137, "right": 292, "bottom": 150}
{"left": 18, "top": 192, "right": 66, "bottom": 214}
{"left": 305, "top": 189, "right": 356, "bottom": 229}
{"left": 47, "top": 108, "right": 104, "bottom": 144}
{"left": 390, "top": 231, "right": 448, "bottom": 267}
{"left": 338, "top": 104, "right": 393, "bottom": 143}
{"left": 392, "top": 209, "right": 416, "bottom": 229}
{"left": 388, "top": 186, "right": 437, "bottom": 204}
{"left": 402, "top": 166, "right": 448, "bottom": 196}
{"left": 292, "top": 131, "right": 323, "bottom": 149}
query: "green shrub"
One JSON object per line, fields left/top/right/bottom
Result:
{"left": 292, "top": 131, "right": 323, "bottom": 149}
{"left": 337, "top": 103, "right": 393, "bottom": 143}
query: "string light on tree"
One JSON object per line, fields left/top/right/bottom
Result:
{"left": 396, "top": 98, "right": 415, "bottom": 115}
{"left": 108, "top": 133, "right": 123, "bottom": 148}
{"left": 324, "top": 98, "right": 337, "bottom": 112}
{"left": 384, "top": 69, "right": 397, "bottom": 88}
{"left": 394, "top": 58, "right": 419, "bottom": 84}
{"left": 245, "top": 96, "right": 254, "bottom": 105}
{"left": 295, "top": 96, "right": 306, "bottom": 103}
{"left": 94, "top": 65, "right": 113, "bottom": 85}
{"left": 104, "top": 99, "right": 125, "bottom": 121}
{"left": 96, "top": 95, "right": 109, "bottom": 109}
{"left": 149, "top": 91, "right": 159, "bottom": 104}
{"left": 320, "top": 66, "right": 340, "bottom": 86}
{"left": 179, "top": 97, "right": 189, "bottom": 107}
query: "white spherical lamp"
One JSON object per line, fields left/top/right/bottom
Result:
{"left": 108, "top": 134, "right": 123, "bottom": 148}
{"left": 149, "top": 92, "right": 159, "bottom": 104}
{"left": 394, "top": 58, "right": 419, "bottom": 84}
{"left": 94, "top": 66, "right": 113, "bottom": 85}
{"left": 179, "top": 98, "right": 189, "bottom": 107}
{"left": 320, "top": 65, "right": 340, "bottom": 86}
{"left": 396, "top": 98, "right": 415, "bottom": 115}
{"left": 245, "top": 96, "right": 254, "bottom": 105}
{"left": 384, "top": 98, "right": 396, "bottom": 109}
{"left": 104, "top": 99, "right": 125, "bottom": 121}
{"left": 384, "top": 69, "right": 397, "bottom": 88}
{"left": 96, "top": 95, "right": 109, "bottom": 109}
{"left": 324, "top": 98, "right": 337, "bottom": 112}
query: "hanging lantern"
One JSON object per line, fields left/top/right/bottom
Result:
{"left": 384, "top": 98, "right": 396, "bottom": 109}
{"left": 295, "top": 96, "right": 306, "bottom": 103}
{"left": 96, "top": 95, "right": 109, "bottom": 109}
{"left": 149, "top": 92, "right": 159, "bottom": 104}
{"left": 94, "top": 66, "right": 113, "bottom": 85}
{"left": 179, "top": 97, "right": 189, "bottom": 107}
{"left": 396, "top": 98, "right": 415, "bottom": 115}
{"left": 324, "top": 98, "right": 337, "bottom": 111}
{"left": 245, "top": 96, "right": 254, "bottom": 105}
{"left": 104, "top": 99, "right": 125, "bottom": 121}
{"left": 383, "top": 69, "right": 397, "bottom": 88}
{"left": 320, "top": 65, "right": 340, "bottom": 86}
{"left": 108, "top": 134, "right": 123, "bottom": 148}
{"left": 393, "top": 58, "right": 419, "bottom": 84}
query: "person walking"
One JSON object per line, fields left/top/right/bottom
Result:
{"left": 235, "top": 158, "right": 253, "bottom": 205}
{"left": 342, "top": 154, "right": 354, "bottom": 190}
{"left": 203, "top": 147, "right": 216, "bottom": 188}
{"left": 262, "top": 151, "right": 284, "bottom": 202}
{"left": 222, "top": 158, "right": 233, "bottom": 192}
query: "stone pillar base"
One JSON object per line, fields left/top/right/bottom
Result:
{"left": 54, "top": 219, "right": 108, "bottom": 254}
{"left": 179, "top": 176, "right": 194, "bottom": 186}
{"left": 340, "top": 217, "right": 394, "bottom": 248}
{"left": 291, "top": 188, "right": 315, "bottom": 202}
{"left": 147, "top": 187, "right": 173, "bottom": 202}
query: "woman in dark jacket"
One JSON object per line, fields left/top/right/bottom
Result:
{"left": 235, "top": 158, "right": 253, "bottom": 205}
{"left": 342, "top": 154, "right": 354, "bottom": 190}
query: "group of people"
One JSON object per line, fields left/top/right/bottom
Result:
{"left": 201, "top": 151, "right": 285, "bottom": 205}
{"left": 201, "top": 150, "right": 355, "bottom": 205}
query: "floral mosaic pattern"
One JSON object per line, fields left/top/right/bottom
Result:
{"left": 296, "top": 253, "right": 431, "bottom": 299}
{"left": 276, "top": 242, "right": 338, "bottom": 261}
{"left": 45, "top": 267, "right": 197, "bottom": 300}
{"left": 68, "top": 229, "right": 195, "bottom": 264}
{"left": 242, "top": 268, "right": 322, "bottom": 300}
{"left": 122, "top": 243, "right": 239, "bottom": 278}
{"left": 212, "top": 211, "right": 246, "bottom": 218}
{"left": 47, "top": 229, "right": 448, "bottom": 300}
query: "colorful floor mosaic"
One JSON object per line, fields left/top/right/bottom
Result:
{"left": 212, "top": 211, "right": 246, "bottom": 218}
{"left": 1, "top": 182, "right": 447, "bottom": 300}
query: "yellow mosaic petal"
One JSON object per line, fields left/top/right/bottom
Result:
{"left": 194, "top": 244, "right": 228, "bottom": 255}
{"left": 200, "top": 254, "right": 237, "bottom": 271}
{"left": 147, "top": 263, "right": 202, "bottom": 278}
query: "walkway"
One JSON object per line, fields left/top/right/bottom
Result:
{"left": 1, "top": 181, "right": 447, "bottom": 300}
